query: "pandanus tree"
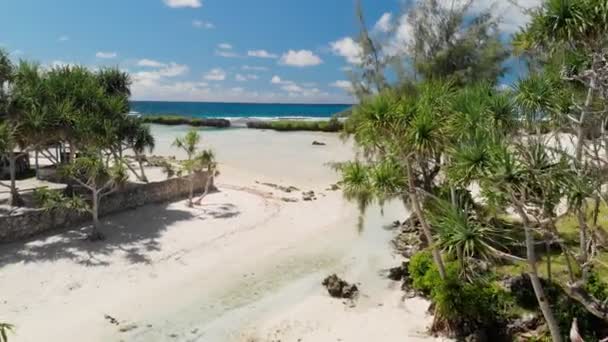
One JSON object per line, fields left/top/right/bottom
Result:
{"left": 173, "top": 129, "right": 202, "bottom": 207}
{"left": 450, "top": 130, "right": 566, "bottom": 341}
{"left": 123, "top": 120, "right": 155, "bottom": 183}
{"left": 61, "top": 154, "right": 127, "bottom": 240}
{"left": 340, "top": 82, "right": 455, "bottom": 279}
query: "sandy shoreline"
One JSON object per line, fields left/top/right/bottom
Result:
{"left": 0, "top": 126, "right": 444, "bottom": 342}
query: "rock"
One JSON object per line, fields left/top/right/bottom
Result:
{"left": 327, "top": 184, "right": 340, "bottom": 191}
{"left": 261, "top": 182, "right": 300, "bottom": 193}
{"left": 104, "top": 314, "right": 120, "bottom": 326}
{"left": 392, "top": 220, "right": 401, "bottom": 228}
{"left": 302, "top": 190, "right": 317, "bottom": 201}
{"left": 322, "top": 274, "right": 359, "bottom": 299}
{"left": 392, "top": 229, "right": 424, "bottom": 257}
{"left": 280, "top": 197, "right": 299, "bottom": 203}
{"left": 312, "top": 141, "right": 326, "bottom": 146}
{"left": 507, "top": 313, "right": 542, "bottom": 336}
{"left": 387, "top": 261, "right": 410, "bottom": 281}
{"left": 119, "top": 324, "right": 138, "bottom": 333}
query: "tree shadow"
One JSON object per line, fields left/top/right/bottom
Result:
{"left": 0, "top": 203, "right": 197, "bottom": 269}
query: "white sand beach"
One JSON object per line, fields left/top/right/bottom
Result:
{"left": 0, "top": 125, "right": 444, "bottom": 342}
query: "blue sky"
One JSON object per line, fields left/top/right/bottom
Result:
{"left": 0, "top": 0, "right": 535, "bottom": 104}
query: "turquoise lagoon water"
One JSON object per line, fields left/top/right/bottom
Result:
{"left": 130, "top": 101, "right": 351, "bottom": 120}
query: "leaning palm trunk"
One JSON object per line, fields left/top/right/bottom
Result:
{"left": 136, "top": 154, "right": 148, "bottom": 183}
{"left": 187, "top": 172, "right": 194, "bottom": 207}
{"left": 511, "top": 193, "right": 562, "bottom": 342}
{"left": 406, "top": 160, "right": 446, "bottom": 279}
{"left": 194, "top": 169, "right": 215, "bottom": 205}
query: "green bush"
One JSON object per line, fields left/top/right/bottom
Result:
{"left": 245, "top": 118, "right": 343, "bottom": 132}
{"left": 408, "top": 250, "right": 511, "bottom": 338}
{"left": 141, "top": 115, "right": 230, "bottom": 128}
{"left": 409, "top": 251, "right": 436, "bottom": 295}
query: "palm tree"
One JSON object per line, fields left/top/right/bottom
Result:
{"left": 0, "top": 322, "right": 13, "bottom": 342}
{"left": 482, "top": 142, "right": 563, "bottom": 342}
{"left": 173, "top": 129, "right": 202, "bottom": 207}
{"left": 341, "top": 83, "right": 454, "bottom": 279}
{"left": 193, "top": 149, "right": 218, "bottom": 205}
{"left": 122, "top": 120, "right": 155, "bottom": 182}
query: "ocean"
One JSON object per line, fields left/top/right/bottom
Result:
{"left": 130, "top": 101, "right": 351, "bottom": 120}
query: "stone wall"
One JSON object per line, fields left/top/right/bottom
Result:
{"left": 0, "top": 172, "right": 213, "bottom": 243}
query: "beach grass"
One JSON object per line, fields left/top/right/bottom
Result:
{"left": 246, "top": 118, "right": 343, "bottom": 132}
{"left": 141, "top": 115, "right": 231, "bottom": 128}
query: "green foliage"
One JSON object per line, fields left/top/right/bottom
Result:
{"left": 406, "top": 1, "right": 509, "bottom": 87}
{"left": 409, "top": 251, "right": 437, "bottom": 295}
{"left": 409, "top": 251, "right": 512, "bottom": 337}
{"left": 428, "top": 198, "right": 507, "bottom": 267}
{"left": 0, "top": 322, "right": 13, "bottom": 342}
{"left": 173, "top": 129, "right": 201, "bottom": 158}
{"left": 33, "top": 187, "right": 88, "bottom": 212}
{"left": 61, "top": 154, "right": 128, "bottom": 191}
{"left": 246, "top": 118, "right": 342, "bottom": 132}
{"left": 141, "top": 115, "right": 231, "bottom": 128}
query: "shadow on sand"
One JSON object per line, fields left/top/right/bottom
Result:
{"left": 0, "top": 198, "right": 241, "bottom": 268}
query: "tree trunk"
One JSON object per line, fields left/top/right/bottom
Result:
{"left": 546, "top": 238, "right": 552, "bottom": 283}
{"left": 406, "top": 160, "right": 446, "bottom": 279}
{"left": 188, "top": 172, "right": 194, "bottom": 207}
{"left": 577, "top": 207, "right": 588, "bottom": 264}
{"left": 194, "top": 170, "right": 214, "bottom": 205}
{"left": 575, "top": 85, "right": 594, "bottom": 164}
{"left": 137, "top": 154, "right": 148, "bottom": 183}
{"left": 90, "top": 189, "right": 101, "bottom": 239}
{"left": 8, "top": 154, "right": 23, "bottom": 207}
{"left": 511, "top": 194, "right": 562, "bottom": 342}
{"left": 35, "top": 150, "right": 40, "bottom": 180}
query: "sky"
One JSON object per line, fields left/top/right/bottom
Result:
{"left": 0, "top": 0, "right": 538, "bottom": 104}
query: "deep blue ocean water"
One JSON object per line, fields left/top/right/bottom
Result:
{"left": 130, "top": 101, "right": 350, "bottom": 119}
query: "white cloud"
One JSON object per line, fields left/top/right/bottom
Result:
{"left": 132, "top": 62, "right": 189, "bottom": 87}
{"left": 218, "top": 43, "right": 232, "bottom": 49}
{"left": 192, "top": 20, "right": 214, "bottom": 29}
{"left": 204, "top": 68, "right": 226, "bottom": 81}
{"left": 215, "top": 50, "right": 238, "bottom": 58}
{"left": 271, "top": 75, "right": 292, "bottom": 85}
{"left": 330, "top": 80, "right": 353, "bottom": 92}
{"left": 330, "top": 37, "right": 362, "bottom": 65}
{"left": 282, "top": 84, "right": 303, "bottom": 93}
{"left": 236, "top": 73, "right": 258, "bottom": 81}
{"left": 96, "top": 51, "right": 117, "bottom": 59}
{"left": 247, "top": 50, "right": 278, "bottom": 59}
{"left": 58, "top": 35, "right": 69, "bottom": 42}
{"left": 242, "top": 65, "right": 268, "bottom": 71}
{"left": 279, "top": 50, "right": 323, "bottom": 67}
{"left": 11, "top": 50, "right": 23, "bottom": 56}
{"left": 374, "top": 13, "right": 393, "bottom": 33}
{"left": 231, "top": 87, "right": 244, "bottom": 92}
{"left": 164, "top": 0, "right": 202, "bottom": 8}
{"left": 137, "top": 59, "right": 166, "bottom": 68}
